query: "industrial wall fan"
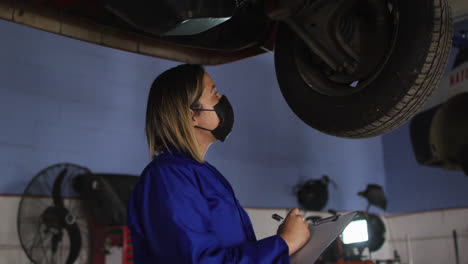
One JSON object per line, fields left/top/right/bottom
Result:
{"left": 17, "top": 163, "right": 92, "bottom": 264}
{"left": 17, "top": 162, "right": 140, "bottom": 264}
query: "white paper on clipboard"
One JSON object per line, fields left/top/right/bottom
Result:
{"left": 290, "top": 212, "right": 359, "bottom": 264}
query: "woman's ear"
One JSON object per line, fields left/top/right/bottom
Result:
{"left": 190, "top": 109, "right": 198, "bottom": 125}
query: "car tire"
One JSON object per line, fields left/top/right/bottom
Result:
{"left": 274, "top": 0, "right": 453, "bottom": 138}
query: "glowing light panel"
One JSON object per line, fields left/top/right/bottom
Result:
{"left": 342, "top": 219, "right": 369, "bottom": 244}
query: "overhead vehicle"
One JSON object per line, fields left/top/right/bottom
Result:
{"left": 0, "top": 0, "right": 458, "bottom": 137}
{"left": 411, "top": 31, "right": 468, "bottom": 175}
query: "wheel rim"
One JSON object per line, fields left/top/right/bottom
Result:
{"left": 294, "top": 0, "right": 399, "bottom": 96}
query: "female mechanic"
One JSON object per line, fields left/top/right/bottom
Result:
{"left": 127, "top": 64, "right": 310, "bottom": 263}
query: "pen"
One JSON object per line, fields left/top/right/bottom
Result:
{"left": 272, "top": 213, "right": 284, "bottom": 224}
{"left": 273, "top": 213, "right": 340, "bottom": 226}
{"left": 312, "top": 214, "right": 340, "bottom": 226}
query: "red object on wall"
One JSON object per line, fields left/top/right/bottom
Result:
{"left": 122, "top": 226, "right": 133, "bottom": 264}
{"left": 330, "top": 237, "right": 374, "bottom": 264}
{"left": 88, "top": 216, "right": 133, "bottom": 264}
{"left": 89, "top": 219, "right": 106, "bottom": 264}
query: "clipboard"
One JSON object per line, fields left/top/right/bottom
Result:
{"left": 290, "top": 212, "right": 359, "bottom": 264}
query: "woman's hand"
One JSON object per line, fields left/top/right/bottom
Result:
{"left": 277, "top": 208, "right": 311, "bottom": 256}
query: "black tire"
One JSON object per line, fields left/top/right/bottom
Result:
{"left": 274, "top": 0, "right": 453, "bottom": 138}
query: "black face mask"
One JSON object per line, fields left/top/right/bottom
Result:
{"left": 192, "top": 95, "right": 234, "bottom": 142}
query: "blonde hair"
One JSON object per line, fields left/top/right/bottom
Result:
{"left": 145, "top": 64, "right": 205, "bottom": 162}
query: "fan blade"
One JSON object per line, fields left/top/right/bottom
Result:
{"left": 64, "top": 222, "right": 82, "bottom": 264}
{"left": 51, "top": 229, "right": 63, "bottom": 254}
{"left": 52, "top": 169, "right": 68, "bottom": 209}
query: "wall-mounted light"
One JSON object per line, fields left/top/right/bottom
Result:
{"left": 358, "top": 184, "right": 387, "bottom": 211}
{"left": 341, "top": 213, "right": 386, "bottom": 257}
{"left": 295, "top": 175, "right": 336, "bottom": 211}
{"left": 342, "top": 218, "right": 369, "bottom": 244}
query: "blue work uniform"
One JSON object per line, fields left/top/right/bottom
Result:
{"left": 127, "top": 148, "right": 290, "bottom": 263}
